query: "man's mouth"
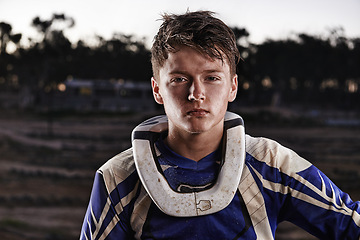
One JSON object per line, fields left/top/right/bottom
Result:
{"left": 187, "top": 109, "right": 209, "bottom": 117}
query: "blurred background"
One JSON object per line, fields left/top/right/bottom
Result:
{"left": 0, "top": 0, "right": 359, "bottom": 239}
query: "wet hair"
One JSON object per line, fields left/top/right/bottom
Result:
{"left": 151, "top": 11, "right": 240, "bottom": 79}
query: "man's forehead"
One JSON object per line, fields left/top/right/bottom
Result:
{"left": 165, "top": 46, "right": 227, "bottom": 66}
{"left": 169, "top": 44, "right": 225, "bottom": 60}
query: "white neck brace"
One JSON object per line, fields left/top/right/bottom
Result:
{"left": 132, "top": 111, "right": 246, "bottom": 217}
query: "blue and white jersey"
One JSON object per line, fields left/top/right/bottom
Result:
{"left": 80, "top": 135, "right": 360, "bottom": 240}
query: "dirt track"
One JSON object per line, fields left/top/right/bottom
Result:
{"left": 0, "top": 110, "right": 359, "bottom": 240}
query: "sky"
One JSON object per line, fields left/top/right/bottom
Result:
{"left": 1, "top": 0, "right": 360, "bottom": 48}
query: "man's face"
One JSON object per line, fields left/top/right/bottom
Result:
{"left": 152, "top": 45, "right": 238, "bottom": 136}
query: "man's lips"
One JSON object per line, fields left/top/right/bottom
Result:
{"left": 187, "top": 109, "right": 209, "bottom": 116}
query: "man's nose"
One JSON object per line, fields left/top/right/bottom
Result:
{"left": 188, "top": 80, "right": 205, "bottom": 101}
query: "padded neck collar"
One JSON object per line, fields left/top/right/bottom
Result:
{"left": 131, "top": 111, "right": 246, "bottom": 217}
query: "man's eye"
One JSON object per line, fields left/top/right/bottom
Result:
{"left": 207, "top": 76, "right": 220, "bottom": 81}
{"left": 171, "top": 77, "right": 187, "bottom": 83}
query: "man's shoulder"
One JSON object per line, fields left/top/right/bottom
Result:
{"left": 245, "top": 134, "right": 282, "bottom": 162}
{"left": 245, "top": 134, "right": 282, "bottom": 153}
{"left": 99, "top": 148, "right": 136, "bottom": 179}
{"left": 245, "top": 134, "right": 312, "bottom": 173}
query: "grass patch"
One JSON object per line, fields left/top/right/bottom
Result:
{"left": 0, "top": 218, "right": 30, "bottom": 229}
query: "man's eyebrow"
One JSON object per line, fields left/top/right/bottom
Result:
{"left": 168, "top": 69, "right": 224, "bottom": 75}
{"left": 203, "top": 69, "right": 223, "bottom": 74}
{"left": 168, "top": 70, "right": 188, "bottom": 75}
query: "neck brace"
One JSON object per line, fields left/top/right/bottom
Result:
{"left": 131, "top": 111, "right": 246, "bottom": 217}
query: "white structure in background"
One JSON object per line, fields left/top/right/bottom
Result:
{"left": 52, "top": 78, "right": 155, "bottom": 112}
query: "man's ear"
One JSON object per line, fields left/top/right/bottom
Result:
{"left": 228, "top": 74, "right": 238, "bottom": 102}
{"left": 151, "top": 77, "right": 163, "bottom": 104}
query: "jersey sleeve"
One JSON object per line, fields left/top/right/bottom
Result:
{"left": 245, "top": 135, "right": 360, "bottom": 239}
{"left": 80, "top": 149, "right": 139, "bottom": 240}
{"left": 279, "top": 164, "right": 360, "bottom": 239}
{"left": 80, "top": 171, "right": 134, "bottom": 240}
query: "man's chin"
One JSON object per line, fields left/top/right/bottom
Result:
{"left": 185, "top": 124, "right": 208, "bottom": 135}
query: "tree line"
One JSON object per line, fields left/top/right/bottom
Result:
{"left": 1, "top": 13, "right": 359, "bottom": 110}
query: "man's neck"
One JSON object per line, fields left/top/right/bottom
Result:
{"left": 165, "top": 127, "right": 223, "bottom": 162}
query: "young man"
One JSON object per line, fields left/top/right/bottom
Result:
{"left": 80, "top": 11, "right": 360, "bottom": 239}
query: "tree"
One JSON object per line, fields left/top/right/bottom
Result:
{"left": 28, "top": 13, "right": 74, "bottom": 89}
{"left": 0, "top": 22, "right": 22, "bottom": 55}
{"left": 32, "top": 13, "right": 74, "bottom": 43}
